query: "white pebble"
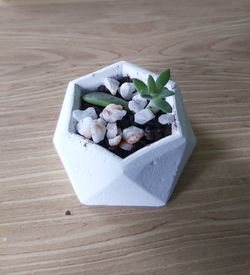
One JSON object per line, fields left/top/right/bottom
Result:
{"left": 73, "top": 107, "right": 97, "bottom": 122}
{"left": 97, "top": 118, "right": 107, "bottom": 126}
{"left": 108, "top": 135, "right": 122, "bottom": 146}
{"left": 119, "top": 82, "right": 135, "bottom": 100}
{"left": 128, "top": 94, "right": 148, "bottom": 113}
{"left": 119, "top": 141, "right": 133, "bottom": 151}
{"left": 134, "top": 109, "right": 155, "bottom": 125}
{"left": 101, "top": 104, "right": 127, "bottom": 123}
{"left": 128, "top": 100, "right": 147, "bottom": 113}
{"left": 123, "top": 126, "right": 144, "bottom": 144}
{"left": 76, "top": 117, "right": 93, "bottom": 139}
{"left": 106, "top": 104, "right": 123, "bottom": 110}
{"left": 106, "top": 122, "right": 118, "bottom": 139}
{"left": 90, "top": 120, "right": 106, "bottom": 143}
{"left": 132, "top": 94, "right": 148, "bottom": 104}
{"left": 158, "top": 114, "right": 175, "bottom": 125}
{"left": 166, "top": 80, "right": 176, "bottom": 91}
{"left": 103, "top": 77, "right": 120, "bottom": 95}
{"left": 99, "top": 112, "right": 104, "bottom": 120}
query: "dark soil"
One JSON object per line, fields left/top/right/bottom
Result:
{"left": 79, "top": 75, "right": 172, "bottom": 159}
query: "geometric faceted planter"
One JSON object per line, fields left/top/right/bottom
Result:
{"left": 53, "top": 61, "right": 196, "bottom": 207}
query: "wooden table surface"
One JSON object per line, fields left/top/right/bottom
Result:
{"left": 1, "top": 0, "right": 250, "bottom": 274}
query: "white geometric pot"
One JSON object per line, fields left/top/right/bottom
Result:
{"left": 53, "top": 61, "right": 196, "bottom": 207}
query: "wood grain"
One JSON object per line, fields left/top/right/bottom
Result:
{"left": 0, "top": 0, "right": 250, "bottom": 274}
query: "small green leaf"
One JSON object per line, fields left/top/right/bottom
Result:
{"left": 160, "top": 88, "right": 175, "bottom": 98}
{"left": 83, "top": 92, "right": 129, "bottom": 110}
{"left": 156, "top": 69, "right": 170, "bottom": 91}
{"left": 151, "top": 97, "right": 172, "bottom": 113}
{"left": 132, "top": 78, "right": 147, "bottom": 92}
{"left": 147, "top": 75, "right": 158, "bottom": 96}
{"left": 139, "top": 89, "right": 152, "bottom": 99}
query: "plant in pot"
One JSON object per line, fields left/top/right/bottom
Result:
{"left": 53, "top": 61, "right": 196, "bottom": 207}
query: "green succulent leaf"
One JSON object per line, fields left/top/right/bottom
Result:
{"left": 82, "top": 92, "right": 129, "bottom": 110}
{"left": 132, "top": 78, "right": 147, "bottom": 92}
{"left": 156, "top": 69, "right": 170, "bottom": 91}
{"left": 151, "top": 97, "right": 172, "bottom": 113}
{"left": 147, "top": 75, "right": 158, "bottom": 96}
{"left": 138, "top": 89, "right": 152, "bottom": 99}
{"left": 160, "top": 88, "right": 175, "bottom": 98}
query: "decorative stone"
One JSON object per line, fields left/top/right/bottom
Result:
{"left": 101, "top": 104, "right": 127, "bottom": 123}
{"left": 123, "top": 126, "right": 144, "bottom": 144}
{"left": 119, "top": 141, "right": 133, "bottom": 151}
{"left": 128, "top": 94, "right": 147, "bottom": 113}
{"left": 119, "top": 82, "right": 135, "bottom": 100}
{"left": 166, "top": 80, "right": 176, "bottom": 91}
{"left": 108, "top": 135, "right": 122, "bottom": 146}
{"left": 134, "top": 109, "right": 155, "bottom": 125}
{"left": 106, "top": 122, "right": 118, "bottom": 139}
{"left": 76, "top": 117, "right": 93, "bottom": 139}
{"left": 97, "top": 118, "right": 107, "bottom": 126}
{"left": 99, "top": 112, "right": 104, "bottom": 120}
{"left": 158, "top": 114, "right": 175, "bottom": 125}
{"left": 128, "top": 100, "right": 146, "bottom": 113}
{"left": 132, "top": 93, "right": 148, "bottom": 104}
{"left": 90, "top": 120, "right": 106, "bottom": 143}
{"left": 103, "top": 77, "right": 120, "bottom": 95}
{"left": 73, "top": 107, "right": 97, "bottom": 121}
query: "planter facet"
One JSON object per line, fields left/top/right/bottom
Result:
{"left": 53, "top": 61, "right": 196, "bottom": 207}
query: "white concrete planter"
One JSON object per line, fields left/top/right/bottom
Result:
{"left": 53, "top": 61, "right": 196, "bottom": 207}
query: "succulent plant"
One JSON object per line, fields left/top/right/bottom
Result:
{"left": 82, "top": 69, "right": 174, "bottom": 114}
{"left": 132, "top": 69, "right": 174, "bottom": 113}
